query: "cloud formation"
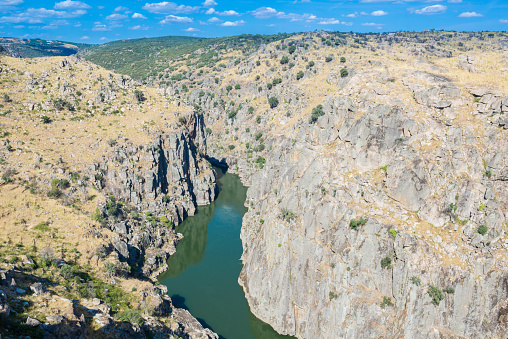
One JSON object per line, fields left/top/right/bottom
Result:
{"left": 414, "top": 5, "right": 447, "bottom": 15}
{"left": 142, "top": 2, "right": 200, "bottom": 14}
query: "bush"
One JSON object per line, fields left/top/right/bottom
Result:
{"left": 60, "top": 264, "right": 75, "bottom": 280}
{"left": 255, "top": 132, "right": 263, "bottom": 141}
{"left": 267, "top": 83, "right": 272, "bottom": 90}
{"left": 279, "top": 208, "right": 296, "bottom": 222}
{"left": 381, "top": 257, "right": 392, "bottom": 269}
{"left": 226, "top": 85, "right": 233, "bottom": 92}
{"left": 349, "top": 217, "right": 367, "bottom": 230}
{"left": 340, "top": 68, "right": 349, "bottom": 77}
{"left": 308, "top": 61, "right": 315, "bottom": 68}
{"left": 389, "top": 229, "right": 397, "bottom": 238}
{"left": 477, "top": 225, "right": 488, "bottom": 235}
{"left": 235, "top": 83, "right": 241, "bottom": 90}
{"left": 116, "top": 309, "right": 143, "bottom": 326}
{"left": 340, "top": 57, "right": 346, "bottom": 63}
{"left": 325, "top": 56, "right": 333, "bottom": 62}
{"left": 428, "top": 285, "right": 444, "bottom": 306}
{"left": 256, "top": 115, "right": 261, "bottom": 123}
{"left": 288, "top": 45, "right": 296, "bottom": 54}
{"left": 228, "top": 144, "right": 235, "bottom": 150}
{"left": 280, "top": 56, "right": 289, "bottom": 64}
{"left": 309, "top": 104, "right": 325, "bottom": 123}
{"left": 134, "top": 90, "right": 146, "bottom": 102}
{"left": 380, "top": 296, "right": 393, "bottom": 309}
{"left": 296, "top": 70, "right": 304, "bottom": 80}
{"left": 40, "top": 115, "right": 52, "bottom": 124}
{"left": 444, "top": 287, "right": 455, "bottom": 294}
{"left": 410, "top": 276, "right": 421, "bottom": 286}
{"left": 268, "top": 97, "right": 279, "bottom": 109}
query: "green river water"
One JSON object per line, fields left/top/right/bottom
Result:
{"left": 159, "top": 168, "right": 294, "bottom": 339}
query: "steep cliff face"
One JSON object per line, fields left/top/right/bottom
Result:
{"left": 88, "top": 112, "right": 218, "bottom": 279}
{"left": 234, "top": 87, "right": 508, "bottom": 338}
{"left": 173, "top": 37, "right": 508, "bottom": 337}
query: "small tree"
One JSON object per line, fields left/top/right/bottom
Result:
{"left": 268, "top": 97, "right": 279, "bottom": 109}
{"left": 235, "top": 83, "right": 241, "bottom": 90}
{"left": 134, "top": 90, "right": 146, "bottom": 102}
{"left": 340, "top": 68, "right": 349, "bottom": 77}
{"left": 296, "top": 70, "right": 304, "bottom": 80}
{"left": 309, "top": 104, "right": 325, "bottom": 123}
{"left": 280, "top": 56, "right": 289, "bottom": 64}
{"left": 428, "top": 285, "right": 444, "bottom": 306}
{"left": 288, "top": 45, "right": 296, "bottom": 54}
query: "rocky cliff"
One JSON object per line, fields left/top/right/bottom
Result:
{"left": 156, "top": 31, "right": 508, "bottom": 338}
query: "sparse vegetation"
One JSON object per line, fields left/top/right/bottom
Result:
{"left": 428, "top": 285, "right": 445, "bottom": 306}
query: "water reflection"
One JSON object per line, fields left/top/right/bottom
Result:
{"left": 159, "top": 168, "right": 294, "bottom": 339}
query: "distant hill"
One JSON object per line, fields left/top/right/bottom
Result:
{"left": 80, "top": 34, "right": 295, "bottom": 83}
{"left": 0, "top": 37, "right": 87, "bottom": 58}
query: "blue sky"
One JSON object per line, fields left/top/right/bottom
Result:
{"left": 0, "top": 0, "right": 507, "bottom": 44}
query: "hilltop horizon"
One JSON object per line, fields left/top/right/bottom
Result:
{"left": 0, "top": 0, "right": 506, "bottom": 44}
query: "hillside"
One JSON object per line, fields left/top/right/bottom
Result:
{"left": 1, "top": 29, "right": 508, "bottom": 339}
{"left": 0, "top": 55, "right": 217, "bottom": 338}
{"left": 149, "top": 30, "right": 508, "bottom": 338}
{"left": 80, "top": 34, "right": 295, "bottom": 84}
{"left": 0, "top": 38, "right": 86, "bottom": 58}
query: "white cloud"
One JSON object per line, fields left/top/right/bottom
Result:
{"left": 346, "top": 13, "right": 358, "bottom": 18}
{"left": 97, "top": 6, "right": 104, "bottom": 9}
{"left": 318, "top": 18, "right": 352, "bottom": 25}
{"left": 114, "top": 6, "right": 129, "bottom": 12}
{"left": 159, "top": 14, "right": 193, "bottom": 24}
{"left": 220, "top": 20, "right": 245, "bottom": 26}
{"left": 100, "top": 37, "right": 107, "bottom": 40}
{"left": 13, "top": 24, "right": 24, "bottom": 28}
{"left": 54, "top": 0, "right": 90, "bottom": 10}
{"left": 183, "top": 27, "right": 199, "bottom": 31}
{"left": 362, "top": 22, "right": 383, "bottom": 26}
{"left": 251, "top": 7, "right": 281, "bottom": 19}
{"left": 202, "top": 0, "right": 217, "bottom": 7}
{"left": 105, "top": 13, "right": 128, "bottom": 21}
{"left": 205, "top": 8, "right": 215, "bottom": 14}
{"left": 80, "top": 35, "right": 89, "bottom": 39}
{"left": 371, "top": 10, "right": 387, "bottom": 16}
{"left": 132, "top": 13, "right": 147, "bottom": 19}
{"left": 0, "top": 0, "right": 23, "bottom": 11}
{"left": 129, "top": 24, "right": 149, "bottom": 30}
{"left": 448, "top": 0, "right": 462, "bottom": 3}
{"left": 0, "top": 8, "right": 86, "bottom": 23}
{"left": 207, "top": 16, "right": 222, "bottom": 23}
{"left": 414, "top": 5, "right": 447, "bottom": 15}
{"left": 217, "top": 10, "right": 240, "bottom": 16}
{"left": 142, "top": 2, "right": 200, "bottom": 14}
{"left": 92, "top": 23, "right": 109, "bottom": 31}
{"left": 458, "top": 12, "right": 483, "bottom": 18}
{"left": 500, "top": 19, "right": 508, "bottom": 23}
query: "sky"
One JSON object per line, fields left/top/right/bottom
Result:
{"left": 0, "top": 0, "right": 507, "bottom": 44}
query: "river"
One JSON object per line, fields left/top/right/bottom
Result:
{"left": 159, "top": 168, "right": 294, "bottom": 339}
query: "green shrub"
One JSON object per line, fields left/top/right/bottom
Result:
{"left": 288, "top": 45, "right": 296, "bottom": 54}
{"left": 340, "top": 57, "right": 346, "bottom": 63}
{"left": 279, "top": 208, "right": 296, "bottom": 221}
{"left": 116, "top": 309, "right": 143, "bottom": 326}
{"left": 34, "top": 221, "right": 50, "bottom": 232}
{"left": 226, "top": 85, "right": 233, "bottom": 92}
{"left": 444, "top": 287, "right": 455, "bottom": 294}
{"left": 228, "top": 144, "right": 235, "bottom": 150}
{"left": 40, "top": 115, "right": 52, "bottom": 124}
{"left": 381, "top": 257, "right": 392, "bottom": 269}
{"left": 60, "top": 264, "right": 75, "bottom": 280}
{"left": 309, "top": 104, "right": 325, "bottom": 123}
{"left": 428, "top": 285, "right": 444, "bottom": 306}
{"left": 255, "top": 132, "right": 263, "bottom": 141}
{"left": 477, "top": 225, "right": 488, "bottom": 235}
{"left": 325, "top": 56, "right": 333, "bottom": 62}
{"left": 329, "top": 291, "right": 338, "bottom": 300}
{"left": 296, "top": 70, "right": 304, "bottom": 80}
{"left": 340, "top": 68, "right": 349, "bottom": 77}
{"left": 256, "top": 115, "right": 261, "bottom": 123}
{"left": 410, "top": 276, "right": 421, "bottom": 286}
{"left": 349, "top": 217, "right": 367, "bottom": 230}
{"left": 380, "top": 296, "right": 393, "bottom": 309}
{"left": 280, "top": 56, "right": 289, "bottom": 64}
{"left": 268, "top": 97, "right": 279, "bottom": 108}
{"left": 389, "top": 229, "right": 397, "bottom": 238}
{"left": 134, "top": 90, "right": 146, "bottom": 102}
